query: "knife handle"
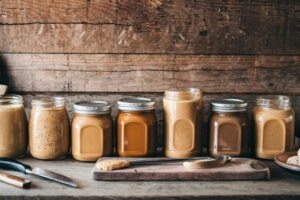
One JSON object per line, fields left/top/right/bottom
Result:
{"left": 0, "top": 158, "right": 31, "bottom": 173}
{"left": 0, "top": 171, "right": 31, "bottom": 189}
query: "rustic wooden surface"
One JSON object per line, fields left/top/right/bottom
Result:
{"left": 1, "top": 54, "right": 300, "bottom": 93}
{"left": 0, "top": 157, "right": 299, "bottom": 200}
{"left": 92, "top": 157, "right": 270, "bottom": 181}
{"left": 0, "top": 0, "right": 299, "bottom": 54}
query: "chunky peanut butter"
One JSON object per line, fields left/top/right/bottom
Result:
{"left": 0, "top": 95, "right": 27, "bottom": 158}
{"left": 72, "top": 101, "right": 113, "bottom": 161}
{"left": 254, "top": 96, "right": 295, "bottom": 159}
{"left": 117, "top": 98, "right": 157, "bottom": 157}
{"left": 29, "top": 97, "right": 70, "bottom": 160}
{"left": 163, "top": 88, "right": 203, "bottom": 158}
{"left": 209, "top": 99, "right": 249, "bottom": 157}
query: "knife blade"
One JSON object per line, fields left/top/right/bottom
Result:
{"left": 26, "top": 167, "right": 77, "bottom": 188}
{"left": 0, "top": 158, "right": 78, "bottom": 188}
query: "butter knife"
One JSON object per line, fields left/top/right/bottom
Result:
{"left": 0, "top": 158, "right": 77, "bottom": 188}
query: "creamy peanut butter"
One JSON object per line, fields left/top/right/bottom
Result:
{"left": 0, "top": 95, "right": 27, "bottom": 158}
{"left": 209, "top": 99, "right": 249, "bottom": 157}
{"left": 254, "top": 96, "right": 295, "bottom": 159}
{"left": 72, "top": 101, "right": 113, "bottom": 161}
{"left": 163, "top": 88, "right": 203, "bottom": 158}
{"left": 29, "top": 97, "right": 70, "bottom": 160}
{"left": 117, "top": 98, "right": 157, "bottom": 157}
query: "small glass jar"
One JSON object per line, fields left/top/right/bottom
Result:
{"left": 117, "top": 98, "right": 157, "bottom": 157}
{"left": 0, "top": 95, "right": 27, "bottom": 158}
{"left": 254, "top": 95, "right": 295, "bottom": 159}
{"left": 209, "top": 99, "right": 249, "bottom": 158}
{"left": 29, "top": 96, "right": 70, "bottom": 160}
{"left": 163, "top": 88, "right": 203, "bottom": 158}
{"left": 72, "top": 101, "right": 113, "bottom": 161}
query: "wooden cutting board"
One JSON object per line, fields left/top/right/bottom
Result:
{"left": 91, "top": 157, "right": 270, "bottom": 181}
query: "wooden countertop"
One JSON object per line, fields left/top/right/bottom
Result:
{"left": 0, "top": 157, "right": 300, "bottom": 200}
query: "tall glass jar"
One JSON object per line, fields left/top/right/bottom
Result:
{"left": 29, "top": 96, "right": 70, "bottom": 160}
{"left": 0, "top": 95, "right": 27, "bottom": 158}
{"left": 117, "top": 98, "right": 157, "bottom": 157}
{"left": 209, "top": 99, "right": 249, "bottom": 158}
{"left": 254, "top": 95, "right": 295, "bottom": 159}
{"left": 163, "top": 88, "right": 203, "bottom": 158}
{"left": 72, "top": 101, "right": 113, "bottom": 161}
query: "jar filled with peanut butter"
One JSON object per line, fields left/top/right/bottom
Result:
{"left": 29, "top": 96, "right": 70, "bottom": 160}
{"left": 254, "top": 95, "right": 295, "bottom": 159}
{"left": 72, "top": 101, "right": 113, "bottom": 161}
{"left": 0, "top": 95, "right": 28, "bottom": 158}
{"left": 117, "top": 98, "right": 157, "bottom": 157}
{"left": 163, "top": 88, "right": 203, "bottom": 158}
{"left": 209, "top": 99, "right": 249, "bottom": 158}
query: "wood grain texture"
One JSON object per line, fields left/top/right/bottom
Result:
{"left": 2, "top": 54, "right": 300, "bottom": 93}
{"left": 0, "top": 0, "right": 299, "bottom": 54}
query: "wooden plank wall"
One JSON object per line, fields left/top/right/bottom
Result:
{"left": 0, "top": 0, "right": 300, "bottom": 146}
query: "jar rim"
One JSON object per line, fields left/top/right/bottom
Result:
{"left": 117, "top": 97, "right": 155, "bottom": 111}
{"left": 32, "top": 96, "right": 66, "bottom": 108}
{"left": 74, "top": 101, "right": 111, "bottom": 115}
{"left": 256, "top": 95, "right": 290, "bottom": 109}
{"left": 164, "top": 88, "right": 202, "bottom": 100}
{"left": 0, "top": 95, "right": 23, "bottom": 105}
{"left": 211, "top": 98, "right": 247, "bottom": 112}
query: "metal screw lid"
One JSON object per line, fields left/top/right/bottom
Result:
{"left": 74, "top": 101, "right": 111, "bottom": 115}
{"left": 211, "top": 99, "right": 247, "bottom": 112}
{"left": 117, "top": 97, "right": 155, "bottom": 111}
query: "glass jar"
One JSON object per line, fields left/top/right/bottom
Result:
{"left": 117, "top": 98, "right": 157, "bottom": 157}
{"left": 29, "top": 96, "right": 70, "bottom": 160}
{"left": 0, "top": 95, "right": 27, "bottom": 158}
{"left": 72, "top": 101, "right": 113, "bottom": 161}
{"left": 163, "top": 88, "right": 203, "bottom": 158}
{"left": 209, "top": 99, "right": 249, "bottom": 158}
{"left": 254, "top": 95, "right": 295, "bottom": 159}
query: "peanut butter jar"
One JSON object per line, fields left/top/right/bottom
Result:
{"left": 0, "top": 95, "right": 28, "bottom": 158}
{"left": 29, "top": 97, "right": 70, "bottom": 160}
{"left": 117, "top": 98, "right": 157, "bottom": 157}
{"left": 72, "top": 101, "right": 113, "bottom": 161}
{"left": 209, "top": 99, "right": 249, "bottom": 158}
{"left": 163, "top": 88, "right": 203, "bottom": 158}
{"left": 254, "top": 95, "right": 295, "bottom": 159}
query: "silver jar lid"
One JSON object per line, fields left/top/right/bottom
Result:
{"left": 74, "top": 101, "right": 111, "bottom": 115}
{"left": 0, "top": 95, "right": 23, "bottom": 105}
{"left": 211, "top": 99, "right": 247, "bottom": 112}
{"left": 117, "top": 97, "right": 155, "bottom": 111}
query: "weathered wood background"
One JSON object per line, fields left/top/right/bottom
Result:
{"left": 0, "top": 0, "right": 300, "bottom": 147}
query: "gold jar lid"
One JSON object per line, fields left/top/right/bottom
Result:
{"left": 164, "top": 88, "right": 202, "bottom": 101}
